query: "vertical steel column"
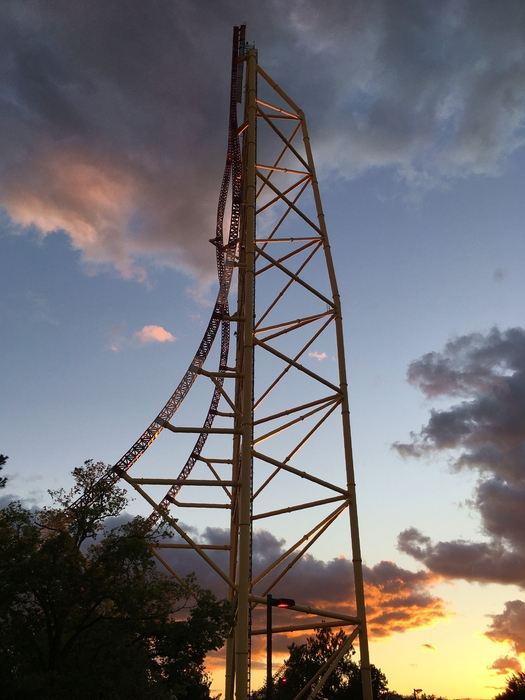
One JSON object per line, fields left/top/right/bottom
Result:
{"left": 235, "top": 46, "right": 257, "bottom": 700}
{"left": 299, "top": 112, "right": 373, "bottom": 700}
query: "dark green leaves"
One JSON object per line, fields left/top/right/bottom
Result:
{"left": 0, "top": 461, "right": 232, "bottom": 700}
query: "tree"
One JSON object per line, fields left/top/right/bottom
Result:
{"left": 251, "top": 627, "right": 389, "bottom": 700}
{"left": 0, "top": 454, "right": 7, "bottom": 489}
{"left": 495, "top": 672, "right": 525, "bottom": 700}
{"left": 0, "top": 460, "right": 233, "bottom": 700}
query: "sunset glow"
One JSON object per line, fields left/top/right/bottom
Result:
{"left": 2, "top": 3, "right": 525, "bottom": 698}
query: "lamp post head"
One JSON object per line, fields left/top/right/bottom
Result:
{"left": 273, "top": 598, "right": 295, "bottom": 608}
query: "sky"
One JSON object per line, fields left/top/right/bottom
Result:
{"left": 2, "top": 1, "right": 525, "bottom": 697}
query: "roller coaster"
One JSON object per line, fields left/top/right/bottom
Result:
{"left": 101, "top": 26, "right": 372, "bottom": 700}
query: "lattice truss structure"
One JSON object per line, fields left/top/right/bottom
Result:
{"left": 106, "top": 27, "right": 372, "bottom": 700}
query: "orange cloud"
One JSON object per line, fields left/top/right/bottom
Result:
{"left": 158, "top": 528, "right": 450, "bottom": 650}
{"left": 309, "top": 351, "right": 327, "bottom": 361}
{"left": 134, "top": 325, "right": 176, "bottom": 344}
{"left": 3, "top": 143, "right": 218, "bottom": 285}
{"left": 156, "top": 528, "right": 451, "bottom": 690}
{"left": 488, "top": 655, "right": 523, "bottom": 676}
{"left": 363, "top": 561, "right": 449, "bottom": 638}
{"left": 4, "top": 149, "right": 145, "bottom": 280}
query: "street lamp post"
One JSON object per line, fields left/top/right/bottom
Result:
{"left": 267, "top": 594, "right": 273, "bottom": 700}
{"left": 266, "top": 595, "right": 295, "bottom": 700}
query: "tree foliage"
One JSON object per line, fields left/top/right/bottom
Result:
{"left": 0, "top": 460, "right": 233, "bottom": 700}
{"left": 251, "top": 627, "right": 389, "bottom": 700}
{"left": 0, "top": 454, "right": 7, "bottom": 490}
{"left": 495, "top": 672, "right": 525, "bottom": 700}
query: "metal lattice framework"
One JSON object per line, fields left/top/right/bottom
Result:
{"left": 105, "top": 27, "right": 373, "bottom": 700}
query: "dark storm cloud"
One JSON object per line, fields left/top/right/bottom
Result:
{"left": 157, "top": 526, "right": 448, "bottom": 640}
{"left": 1, "top": 1, "right": 525, "bottom": 279}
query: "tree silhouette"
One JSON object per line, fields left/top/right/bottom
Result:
{"left": 0, "top": 454, "right": 7, "bottom": 489}
{"left": 252, "top": 627, "right": 389, "bottom": 700}
{"left": 495, "top": 672, "right": 525, "bottom": 700}
{"left": 0, "top": 460, "right": 233, "bottom": 700}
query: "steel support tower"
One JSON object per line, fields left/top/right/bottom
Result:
{"left": 109, "top": 27, "right": 373, "bottom": 700}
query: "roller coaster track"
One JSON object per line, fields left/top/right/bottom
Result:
{"left": 112, "top": 27, "right": 245, "bottom": 502}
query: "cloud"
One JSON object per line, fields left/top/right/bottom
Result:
{"left": 293, "top": 1, "right": 525, "bottom": 184}
{"left": 394, "top": 328, "right": 525, "bottom": 660}
{"left": 109, "top": 323, "right": 175, "bottom": 351}
{"left": 0, "top": 492, "right": 23, "bottom": 509}
{"left": 421, "top": 643, "right": 436, "bottom": 651}
{"left": 364, "top": 560, "right": 449, "bottom": 638}
{"left": 154, "top": 526, "right": 448, "bottom": 643}
{"left": 486, "top": 600, "right": 525, "bottom": 656}
{"left": 1, "top": 1, "right": 525, "bottom": 279}
{"left": 308, "top": 351, "right": 327, "bottom": 361}
{"left": 397, "top": 528, "right": 525, "bottom": 588}
{"left": 152, "top": 526, "right": 448, "bottom": 678}
{"left": 133, "top": 325, "right": 175, "bottom": 345}
{"left": 488, "top": 655, "right": 523, "bottom": 675}
{"left": 394, "top": 328, "right": 525, "bottom": 588}
{"left": 0, "top": 490, "right": 45, "bottom": 510}
{"left": 4, "top": 151, "right": 145, "bottom": 280}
